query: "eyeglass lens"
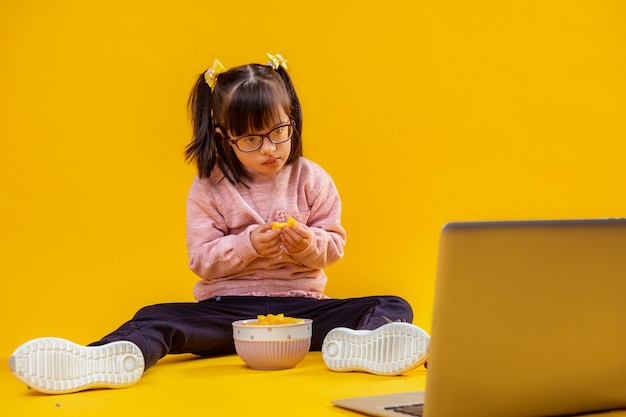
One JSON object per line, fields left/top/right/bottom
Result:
{"left": 236, "top": 124, "right": 293, "bottom": 152}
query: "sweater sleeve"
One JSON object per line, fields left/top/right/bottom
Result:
{"left": 288, "top": 162, "right": 346, "bottom": 269}
{"left": 186, "top": 176, "right": 261, "bottom": 281}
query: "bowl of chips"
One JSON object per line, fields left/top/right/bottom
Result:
{"left": 232, "top": 314, "right": 312, "bottom": 370}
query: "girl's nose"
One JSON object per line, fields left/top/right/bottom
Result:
{"left": 259, "top": 137, "right": 276, "bottom": 154}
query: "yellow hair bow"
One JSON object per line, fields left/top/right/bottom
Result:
{"left": 266, "top": 53, "right": 288, "bottom": 70}
{"left": 204, "top": 59, "right": 226, "bottom": 90}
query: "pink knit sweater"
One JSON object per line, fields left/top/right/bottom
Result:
{"left": 186, "top": 157, "right": 346, "bottom": 301}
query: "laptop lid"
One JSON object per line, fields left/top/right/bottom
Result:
{"left": 424, "top": 218, "right": 626, "bottom": 417}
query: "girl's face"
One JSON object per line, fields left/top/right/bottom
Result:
{"left": 223, "top": 109, "right": 292, "bottom": 176}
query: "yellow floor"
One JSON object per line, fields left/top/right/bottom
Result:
{"left": 1, "top": 352, "right": 427, "bottom": 416}
{"left": 3, "top": 352, "right": 626, "bottom": 417}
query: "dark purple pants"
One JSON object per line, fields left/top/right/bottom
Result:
{"left": 90, "top": 295, "right": 413, "bottom": 369}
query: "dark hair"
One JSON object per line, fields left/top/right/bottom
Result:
{"left": 185, "top": 61, "right": 303, "bottom": 184}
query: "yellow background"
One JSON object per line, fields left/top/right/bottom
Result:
{"left": 2, "top": 0, "right": 625, "bottom": 361}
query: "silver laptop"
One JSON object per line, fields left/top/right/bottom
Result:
{"left": 333, "top": 219, "right": 626, "bottom": 417}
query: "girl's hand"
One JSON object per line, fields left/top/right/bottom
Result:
{"left": 279, "top": 223, "right": 312, "bottom": 254}
{"left": 251, "top": 223, "right": 283, "bottom": 257}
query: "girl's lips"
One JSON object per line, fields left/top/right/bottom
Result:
{"left": 263, "top": 158, "right": 280, "bottom": 166}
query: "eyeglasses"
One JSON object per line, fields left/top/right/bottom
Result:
{"left": 227, "top": 120, "right": 295, "bottom": 152}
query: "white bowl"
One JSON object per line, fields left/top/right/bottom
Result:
{"left": 232, "top": 319, "right": 312, "bottom": 370}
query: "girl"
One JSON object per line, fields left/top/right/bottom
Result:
{"left": 9, "top": 54, "right": 429, "bottom": 394}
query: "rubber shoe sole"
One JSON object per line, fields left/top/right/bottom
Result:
{"left": 322, "top": 322, "right": 430, "bottom": 376}
{"left": 9, "top": 337, "right": 144, "bottom": 394}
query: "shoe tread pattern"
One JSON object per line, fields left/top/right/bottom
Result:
{"left": 9, "top": 337, "right": 144, "bottom": 394}
{"left": 322, "top": 323, "right": 429, "bottom": 376}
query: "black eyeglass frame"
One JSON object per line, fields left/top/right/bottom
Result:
{"left": 226, "top": 120, "right": 296, "bottom": 153}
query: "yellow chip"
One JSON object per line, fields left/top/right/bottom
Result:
{"left": 243, "top": 313, "right": 304, "bottom": 325}
{"left": 271, "top": 216, "right": 297, "bottom": 231}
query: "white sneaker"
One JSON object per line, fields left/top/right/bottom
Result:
{"left": 9, "top": 337, "right": 144, "bottom": 394}
{"left": 322, "top": 322, "right": 429, "bottom": 376}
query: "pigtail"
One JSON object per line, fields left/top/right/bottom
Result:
{"left": 185, "top": 74, "right": 218, "bottom": 178}
{"left": 275, "top": 66, "right": 303, "bottom": 161}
